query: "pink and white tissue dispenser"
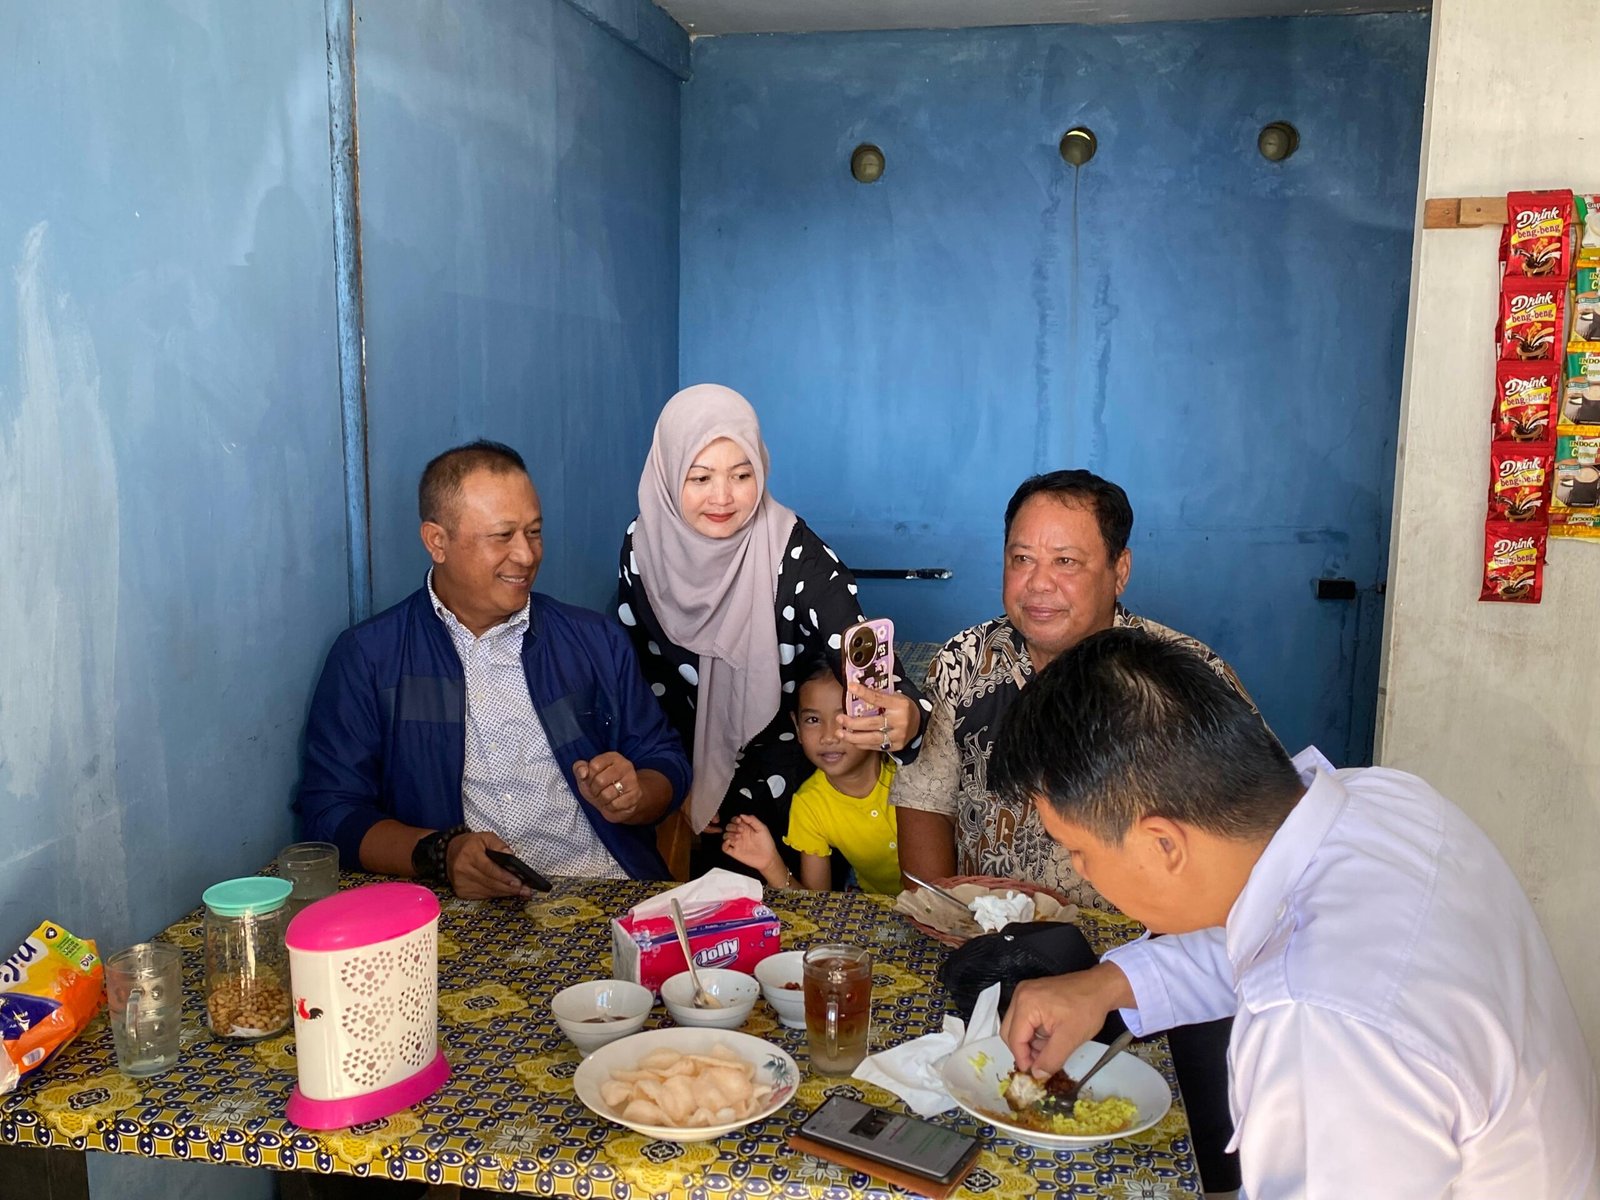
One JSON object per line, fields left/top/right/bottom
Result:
{"left": 284, "top": 882, "right": 449, "bottom": 1129}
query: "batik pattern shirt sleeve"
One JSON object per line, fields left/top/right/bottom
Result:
{"left": 886, "top": 647, "right": 962, "bottom": 818}
{"left": 890, "top": 608, "right": 1252, "bottom": 912}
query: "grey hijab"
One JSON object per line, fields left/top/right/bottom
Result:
{"left": 632, "top": 385, "right": 798, "bottom": 832}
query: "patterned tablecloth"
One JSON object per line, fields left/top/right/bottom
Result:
{"left": 0, "top": 877, "right": 1201, "bottom": 1198}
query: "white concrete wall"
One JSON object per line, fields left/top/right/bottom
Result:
{"left": 1379, "top": 0, "right": 1600, "bottom": 1068}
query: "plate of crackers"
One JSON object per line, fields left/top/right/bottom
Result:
{"left": 573, "top": 1027, "right": 800, "bottom": 1142}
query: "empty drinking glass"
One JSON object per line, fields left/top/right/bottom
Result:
{"left": 106, "top": 942, "right": 183, "bottom": 1077}
{"left": 279, "top": 841, "right": 340, "bottom": 920}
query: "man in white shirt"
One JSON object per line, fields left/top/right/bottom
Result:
{"left": 994, "top": 628, "right": 1599, "bottom": 1199}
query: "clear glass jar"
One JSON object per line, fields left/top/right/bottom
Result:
{"left": 202, "top": 876, "right": 294, "bottom": 1039}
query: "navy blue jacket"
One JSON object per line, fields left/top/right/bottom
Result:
{"left": 295, "top": 585, "right": 690, "bottom": 881}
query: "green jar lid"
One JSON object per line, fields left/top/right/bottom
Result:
{"left": 203, "top": 876, "right": 292, "bottom": 917}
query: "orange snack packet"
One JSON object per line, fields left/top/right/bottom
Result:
{"left": 0, "top": 922, "right": 104, "bottom": 1093}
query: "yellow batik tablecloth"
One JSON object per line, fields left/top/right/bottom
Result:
{"left": 0, "top": 876, "right": 1201, "bottom": 1197}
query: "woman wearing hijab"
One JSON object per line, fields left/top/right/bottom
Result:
{"left": 618, "top": 384, "right": 930, "bottom": 879}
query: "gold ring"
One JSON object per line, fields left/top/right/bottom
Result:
{"left": 613, "top": 780, "right": 625, "bottom": 796}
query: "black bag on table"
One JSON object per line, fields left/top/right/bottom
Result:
{"left": 936, "top": 920, "right": 1124, "bottom": 1045}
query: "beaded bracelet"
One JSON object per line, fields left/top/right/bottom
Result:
{"left": 412, "top": 823, "right": 469, "bottom": 882}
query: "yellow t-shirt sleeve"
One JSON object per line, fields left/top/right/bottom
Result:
{"left": 783, "top": 776, "right": 834, "bottom": 860}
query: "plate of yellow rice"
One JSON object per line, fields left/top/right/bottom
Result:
{"left": 940, "top": 1035, "right": 1171, "bottom": 1148}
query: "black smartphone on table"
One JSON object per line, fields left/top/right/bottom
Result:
{"left": 485, "top": 848, "right": 553, "bottom": 892}
{"left": 796, "top": 1096, "right": 982, "bottom": 1187}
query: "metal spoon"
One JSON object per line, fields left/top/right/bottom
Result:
{"left": 668, "top": 899, "right": 722, "bottom": 1010}
{"left": 1054, "top": 1030, "right": 1136, "bottom": 1116}
{"left": 901, "top": 871, "right": 974, "bottom": 918}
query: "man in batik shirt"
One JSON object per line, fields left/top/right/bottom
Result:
{"left": 892, "top": 469, "right": 1254, "bottom": 1197}
{"left": 892, "top": 469, "right": 1250, "bottom": 909}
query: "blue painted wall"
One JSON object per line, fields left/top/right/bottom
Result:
{"left": 1, "top": 0, "right": 684, "bottom": 1192}
{"left": 680, "top": 15, "right": 1429, "bottom": 763}
{"left": 0, "top": 2, "right": 347, "bottom": 1195}
{"left": 358, "top": 0, "right": 684, "bottom": 615}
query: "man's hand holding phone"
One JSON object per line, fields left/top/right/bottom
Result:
{"left": 445, "top": 830, "right": 534, "bottom": 899}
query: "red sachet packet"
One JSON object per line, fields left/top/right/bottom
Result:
{"left": 1488, "top": 442, "right": 1555, "bottom": 522}
{"left": 1501, "top": 190, "right": 1573, "bottom": 280}
{"left": 1493, "top": 361, "right": 1560, "bottom": 443}
{"left": 1499, "top": 278, "right": 1565, "bottom": 362}
{"left": 1479, "top": 521, "right": 1546, "bottom": 604}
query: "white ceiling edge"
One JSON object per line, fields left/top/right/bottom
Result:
{"left": 657, "top": 0, "right": 1427, "bottom": 37}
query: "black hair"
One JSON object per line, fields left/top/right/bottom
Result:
{"left": 794, "top": 652, "right": 842, "bottom": 699}
{"left": 1003, "top": 470, "right": 1134, "bottom": 560}
{"left": 989, "top": 628, "right": 1300, "bottom": 845}
{"left": 418, "top": 440, "right": 529, "bottom": 526}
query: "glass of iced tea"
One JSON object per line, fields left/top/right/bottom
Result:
{"left": 803, "top": 944, "right": 873, "bottom": 1073}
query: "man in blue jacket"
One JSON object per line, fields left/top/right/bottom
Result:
{"left": 296, "top": 440, "right": 690, "bottom": 896}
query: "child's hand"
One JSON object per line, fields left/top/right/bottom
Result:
{"left": 721, "top": 815, "right": 787, "bottom": 885}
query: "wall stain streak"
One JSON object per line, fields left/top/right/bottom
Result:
{"left": 1090, "top": 270, "right": 1118, "bottom": 469}
{"left": 0, "top": 223, "right": 130, "bottom": 917}
{"left": 1031, "top": 168, "right": 1066, "bottom": 470}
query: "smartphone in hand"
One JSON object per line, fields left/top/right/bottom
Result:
{"left": 485, "top": 848, "right": 554, "bottom": 892}
{"left": 840, "top": 618, "right": 895, "bottom": 719}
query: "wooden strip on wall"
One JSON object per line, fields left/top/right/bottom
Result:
{"left": 1423, "top": 196, "right": 1512, "bottom": 229}
{"left": 1423, "top": 198, "right": 1461, "bottom": 228}
{"left": 1459, "top": 196, "right": 1510, "bottom": 226}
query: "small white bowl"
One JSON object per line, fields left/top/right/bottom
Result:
{"left": 551, "top": 979, "right": 654, "bottom": 1055}
{"left": 660, "top": 968, "right": 759, "bottom": 1029}
{"left": 753, "top": 951, "right": 806, "bottom": 1029}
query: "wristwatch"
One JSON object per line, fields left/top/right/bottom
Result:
{"left": 412, "top": 824, "right": 469, "bottom": 882}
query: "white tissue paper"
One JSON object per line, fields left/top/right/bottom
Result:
{"left": 610, "top": 868, "right": 779, "bottom": 994}
{"left": 969, "top": 891, "right": 1035, "bottom": 933}
{"left": 622, "top": 867, "right": 762, "bottom": 919}
{"left": 852, "top": 982, "right": 1004, "bottom": 1116}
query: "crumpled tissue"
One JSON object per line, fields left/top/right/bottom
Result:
{"left": 851, "top": 982, "right": 1004, "bottom": 1116}
{"left": 969, "top": 891, "right": 1035, "bottom": 933}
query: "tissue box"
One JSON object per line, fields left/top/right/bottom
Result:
{"left": 611, "top": 875, "right": 782, "bottom": 997}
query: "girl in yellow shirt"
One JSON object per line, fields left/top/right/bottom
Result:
{"left": 722, "top": 660, "right": 900, "bottom": 894}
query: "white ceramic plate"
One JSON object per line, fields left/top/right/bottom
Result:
{"left": 940, "top": 1034, "right": 1171, "bottom": 1149}
{"left": 573, "top": 1027, "right": 799, "bottom": 1143}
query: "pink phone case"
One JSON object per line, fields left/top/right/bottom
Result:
{"left": 840, "top": 618, "right": 895, "bottom": 719}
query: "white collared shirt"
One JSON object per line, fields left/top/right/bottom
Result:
{"left": 1105, "top": 749, "right": 1598, "bottom": 1199}
{"left": 427, "top": 572, "right": 624, "bottom": 880}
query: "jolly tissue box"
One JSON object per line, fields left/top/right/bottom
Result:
{"left": 611, "top": 869, "right": 781, "bottom": 996}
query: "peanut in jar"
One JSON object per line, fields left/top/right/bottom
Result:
{"left": 201, "top": 876, "right": 294, "bottom": 1039}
